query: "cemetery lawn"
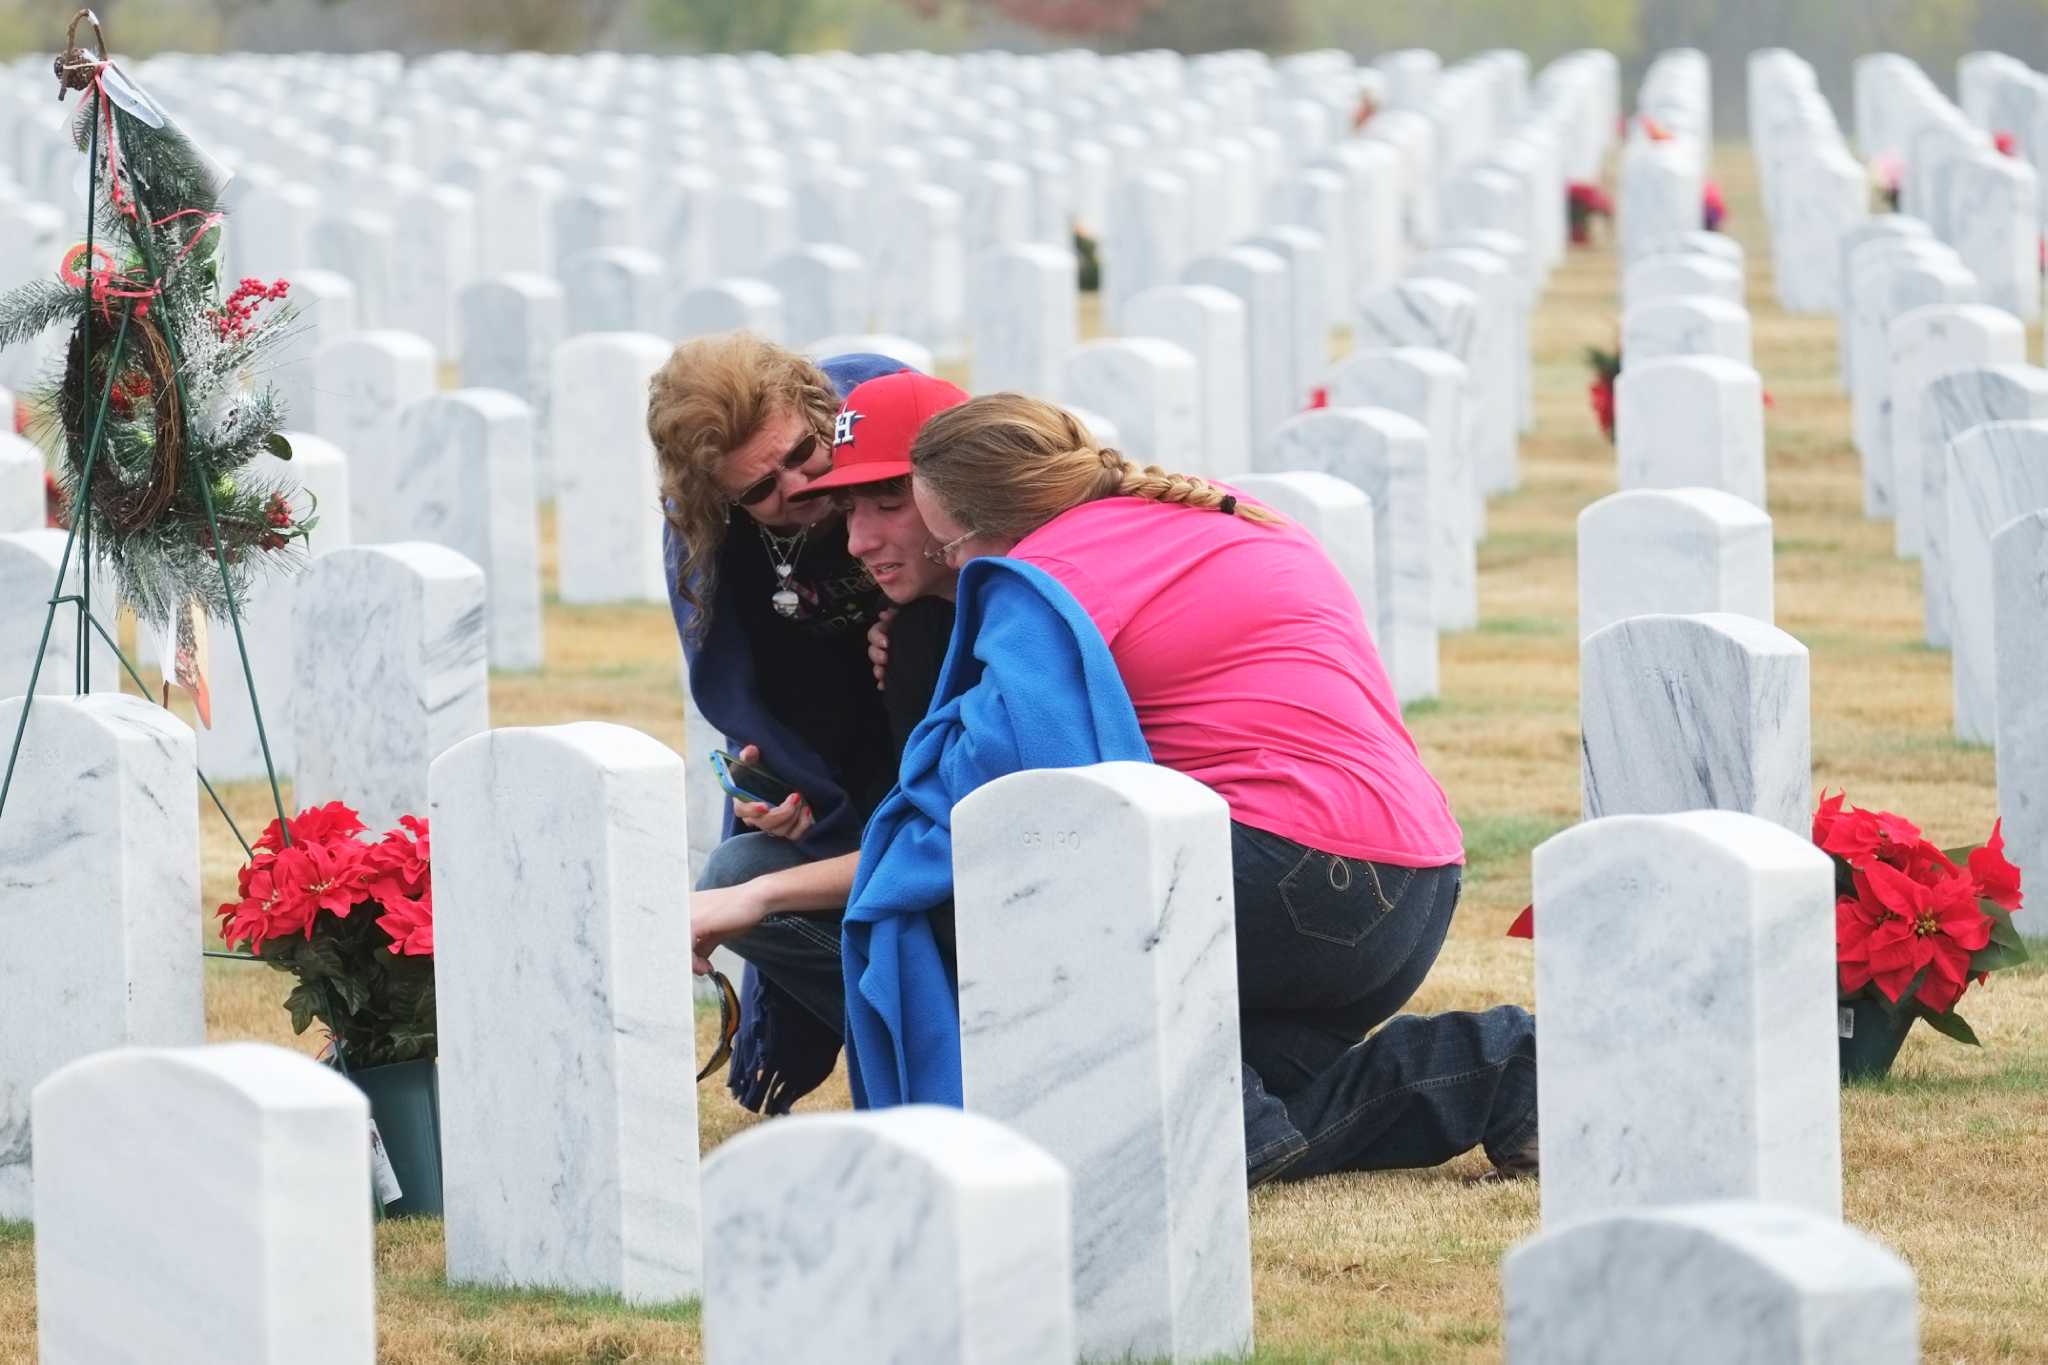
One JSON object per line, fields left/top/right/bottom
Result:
{"left": 5, "top": 143, "right": 2047, "bottom": 1363}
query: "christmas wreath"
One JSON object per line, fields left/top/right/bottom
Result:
{"left": 0, "top": 10, "right": 312, "bottom": 630}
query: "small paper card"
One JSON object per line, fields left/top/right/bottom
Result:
{"left": 368, "top": 1120, "right": 404, "bottom": 1206}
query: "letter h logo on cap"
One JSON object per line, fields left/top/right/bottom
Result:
{"left": 834, "top": 408, "right": 865, "bottom": 448}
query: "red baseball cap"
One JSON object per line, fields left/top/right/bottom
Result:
{"left": 794, "top": 371, "right": 970, "bottom": 499}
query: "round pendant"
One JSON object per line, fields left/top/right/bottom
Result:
{"left": 772, "top": 588, "right": 800, "bottom": 618}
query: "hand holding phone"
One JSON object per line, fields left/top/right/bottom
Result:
{"left": 711, "top": 746, "right": 799, "bottom": 808}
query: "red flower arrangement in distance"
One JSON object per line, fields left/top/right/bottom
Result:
{"left": 1567, "top": 181, "right": 1613, "bottom": 246}
{"left": 218, "top": 800, "right": 437, "bottom": 1065}
{"left": 1508, "top": 795, "right": 2028, "bottom": 1046}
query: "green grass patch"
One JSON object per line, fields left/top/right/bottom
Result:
{"left": 0, "top": 1220, "right": 29, "bottom": 1247}
{"left": 1461, "top": 813, "right": 1572, "bottom": 873}
{"left": 396, "top": 1278, "right": 702, "bottom": 1326}
{"left": 1856, "top": 1055, "right": 2048, "bottom": 1100}
{"left": 1477, "top": 615, "right": 1567, "bottom": 637}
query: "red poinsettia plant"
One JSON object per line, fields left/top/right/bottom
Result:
{"left": 217, "top": 801, "right": 436, "bottom": 1067}
{"left": 1816, "top": 791, "right": 2026, "bottom": 1043}
{"left": 1567, "top": 181, "right": 1613, "bottom": 246}
{"left": 1506, "top": 795, "right": 2028, "bottom": 1045}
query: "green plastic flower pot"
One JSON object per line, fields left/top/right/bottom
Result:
{"left": 1839, "top": 997, "right": 1914, "bottom": 1082}
{"left": 346, "top": 1057, "right": 443, "bottom": 1218}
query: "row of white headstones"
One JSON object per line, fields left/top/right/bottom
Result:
{"left": 8, "top": 700, "right": 1919, "bottom": 1365}
{"left": 0, "top": 43, "right": 1618, "bottom": 809}
{"left": 0, "top": 40, "right": 1949, "bottom": 1365}
{"left": 1746, "top": 46, "right": 2048, "bottom": 920}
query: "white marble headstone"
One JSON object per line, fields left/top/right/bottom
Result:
{"left": 1622, "top": 252, "right": 1745, "bottom": 313}
{"left": 1258, "top": 407, "right": 1437, "bottom": 703}
{"left": 1123, "top": 284, "right": 1250, "bottom": 478}
{"left": 1917, "top": 364, "right": 2048, "bottom": 644}
{"left": 1059, "top": 338, "right": 1201, "bottom": 469}
{"left": 1183, "top": 246, "right": 1292, "bottom": 454}
{"left": 767, "top": 244, "right": 869, "bottom": 349}
{"left": 0, "top": 694, "right": 201, "bottom": 1219}
{"left": 702, "top": 1107, "right": 1074, "bottom": 1365}
{"left": 1948, "top": 150, "right": 2040, "bottom": 322}
{"left": 1615, "top": 355, "right": 1767, "bottom": 508}
{"left": 1504, "top": 1202, "right": 1916, "bottom": 1364}
{"left": 1322, "top": 346, "right": 1476, "bottom": 625}
{"left": 32, "top": 1044, "right": 373, "bottom": 1365}
{"left": 1887, "top": 304, "right": 2025, "bottom": 559}
{"left": 1407, "top": 246, "right": 1520, "bottom": 495}
{"left": 968, "top": 243, "right": 1078, "bottom": 398}
{"left": 1945, "top": 421, "right": 2048, "bottom": 742}
{"left": 675, "top": 279, "right": 786, "bottom": 345}
{"left": 954, "top": 763, "right": 1252, "bottom": 1364}
{"left": 389, "top": 184, "right": 477, "bottom": 359}
{"left": 872, "top": 183, "right": 966, "bottom": 359}
{"left": 311, "top": 330, "right": 439, "bottom": 542}
{"left": 459, "top": 273, "right": 564, "bottom": 497}
{"left": 1623, "top": 294, "right": 1753, "bottom": 367}
{"left": 1834, "top": 216, "right": 1931, "bottom": 385}
{"left": 0, "top": 529, "right": 120, "bottom": 698}
{"left": 1580, "top": 611, "right": 1811, "bottom": 833}
{"left": 198, "top": 432, "right": 352, "bottom": 780}
{"left": 1853, "top": 250, "right": 1980, "bottom": 515}
{"left": 1102, "top": 169, "right": 1190, "bottom": 332}
{"left": 552, "top": 332, "right": 673, "bottom": 603}
{"left": 310, "top": 209, "right": 397, "bottom": 328}
{"left": 1576, "top": 485, "right": 1772, "bottom": 640}
{"left": 562, "top": 246, "right": 668, "bottom": 337}
{"left": 1531, "top": 812, "right": 1841, "bottom": 1228}
{"left": 293, "top": 543, "right": 488, "bottom": 832}
{"left": 392, "top": 391, "right": 543, "bottom": 671}
{"left": 1993, "top": 509, "right": 2048, "bottom": 901}
{"left": 1241, "top": 226, "right": 1330, "bottom": 411}
{"left": 271, "top": 268, "right": 356, "bottom": 434}
{"left": 432, "top": 723, "right": 700, "bottom": 1303}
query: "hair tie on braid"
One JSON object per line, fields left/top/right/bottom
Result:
{"left": 1218, "top": 495, "right": 1238, "bottom": 516}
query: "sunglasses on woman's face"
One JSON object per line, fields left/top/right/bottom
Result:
{"left": 696, "top": 968, "right": 741, "bottom": 1083}
{"left": 730, "top": 433, "right": 821, "bottom": 508}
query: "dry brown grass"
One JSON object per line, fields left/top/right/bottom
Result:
{"left": 4, "top": 142, "right": 2047, "bottom": 1364}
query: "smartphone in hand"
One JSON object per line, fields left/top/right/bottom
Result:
{"left": 709, "top": 749, "right": 799, "bottom": 808}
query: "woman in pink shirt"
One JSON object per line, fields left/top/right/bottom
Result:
{"left": 909, "top": 394, "right": 1537, "bottom": 1185}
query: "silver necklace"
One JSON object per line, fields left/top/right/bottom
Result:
{"left": 757, "top": 523, "right": 809, "bottom": 618}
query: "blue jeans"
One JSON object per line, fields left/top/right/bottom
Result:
{"left": 1229, "top": 823, "right": 1537, "bottom": 1185}
{"left": 698, "top": 826, "right": 1537, "bottom": 1185}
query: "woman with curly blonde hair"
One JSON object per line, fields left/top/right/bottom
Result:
{"left": 849, "top": 393, "right": 1537, "bottom": 1187}
{"left": 646, "top": 334, "right": 923, "bottom": 1113}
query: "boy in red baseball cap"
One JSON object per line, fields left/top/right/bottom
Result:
{"left": 689, "top": 370, "right": 970, "bottom": 1059}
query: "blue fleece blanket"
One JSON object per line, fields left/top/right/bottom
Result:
{"left": 842, "top": 557, "right": 1152, "bottom": 1108}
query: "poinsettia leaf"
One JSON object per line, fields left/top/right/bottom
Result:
{"left": 1970, "top": 940, "right": 2029, "bottom": 974}
{"left": 328, "top": 970, "right": 371, "bottom": 1017}
{"left": 1919, "top": 1007, "right": 1981, "bottom": 1046}
{"left": 283, "top": 982, "right": 321, "bottom": 1036}
{"left": 1941, "top": 843, "right": 1978, "bottom": 866}
{"left": 1980, "top": 902, "right": 2028, "bottom": 954}
{"left": 263, "top": 431, "right": 292, "bottom": 460}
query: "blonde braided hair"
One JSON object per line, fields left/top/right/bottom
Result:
{"left": 910, "top": 393, "right": 1279, "bottom": 542}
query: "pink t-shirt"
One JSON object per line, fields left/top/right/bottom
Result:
{"left": 1011, "top": 495, "right": 1463, "bottom": 867}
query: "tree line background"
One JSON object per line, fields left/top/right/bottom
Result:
{"left": 7, "top": 0, "right": 2048, "bottom": 135}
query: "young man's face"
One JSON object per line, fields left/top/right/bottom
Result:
{"left": 842, "top": 483, "right": 956, "bottom": 604}
{"left": 717, "top": 407, "right": 837, "bottom": 532}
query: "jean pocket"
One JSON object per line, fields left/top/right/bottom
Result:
{"left": 1278, "top": 852, "right": 1414, "bottom": 947}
